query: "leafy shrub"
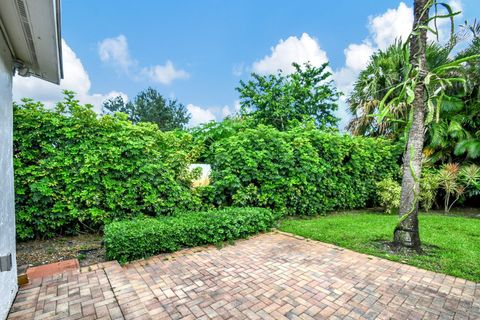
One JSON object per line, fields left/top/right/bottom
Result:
{"left": 419, "top": 169, "right": 440, "bottom": 212}
{"left": 204, "top": 125, "right": 401, "bottom": 216}
{"left": 104, "top": 207, "right": 275, "bottom": 262}
{"left": 14, "top": 93, "right": 200, "bottom": 240}
{"left": 375, "top": 178, "right": 401, "bottom": 214}
{"left": 437, "top": 163, "right": 480, "bottom": 212}
{"left": 191, "top": 116, "right": 254, "bottom": 162}
{"left": 236, "top": 62, "right": 340, "bottom": 130}
{"left": 459, "top": 164, "right": 480, "bottom": 197}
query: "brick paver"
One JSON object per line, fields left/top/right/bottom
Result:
{"left": 8, "top": 232, "right": 480, "bottom": 319}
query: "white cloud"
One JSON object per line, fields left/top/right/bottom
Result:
{"left": 335, "top": 0, "right": 463, "bottom": 91}
{"left": 367, "top": 0, "right": 462, "bottom": 50}
{"left": 141, "top": 61, "right": 190, "bottom": 85}
{"left": 428, "top": 0, "right": 463, "bottom": 43}
{"left": 13, "top": 39, "right": 127, "bottom": 114}
{"left": 368, "top": 2, "right": 413, "bottom": 50}
{"left": 332, "top": 67, "right": 358, "bottom": 97}
{"left": 344, "top": 42, "right": 375, "bottom": 71}
{"left": 252, "top": 33, "right": 328, "bottom": 74}
{"left": 98, "top": 35, "right": 189, "bottom": 85}
{"left": 233, "top": 100, "right": 241, "bottom": 112}
{"left": 222, "top": 105, "right": 232, "bottom": 117}
{"left": 98, "top": 35, "right": 136, "bottom": 73}
{"left": 187, "top": 104, "right": 216, "bottom": 127}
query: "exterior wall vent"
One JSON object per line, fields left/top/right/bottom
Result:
{"left": 0, "top": 253, "right": 13, "bottom": 272}
{"left": 15, "top": 0, "right": 38, "bottom": 70}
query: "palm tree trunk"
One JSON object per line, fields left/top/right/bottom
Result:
{"left": 393, "top": 0, "right": 429, "bottom": 250}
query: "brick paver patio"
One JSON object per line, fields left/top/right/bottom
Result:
{"left": 8, "top": 232, "right": 480, "bottom": 319}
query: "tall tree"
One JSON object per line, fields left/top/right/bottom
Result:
{"left": 236, "top": 62, "right": 340, "bottom": 130}
{"left": 346, "top": 2, "right": 478, "bottom": 248}
{"left": 103, "top": 87, "right": 190, "bottom": 131}
{"left": 394, "top": 0, "right": 430, "bottom": 250}
{"left": 347, "top": 41, "right": 450, "bottom": 138}
{"left": 348, "top": 22, "right": 480, "bottom": 164}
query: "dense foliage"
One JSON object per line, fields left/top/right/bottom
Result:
{"left": 14, "top": 93, "right": 200, "bottom": 240}
{"left": 104, "top": 207, "right": 275, "bottom": 262}
{"left": 375, "top": 163, "right": 480, "bottom": 214}
{"left": 237, "top": 62, "right": 340, "bottom": 130}
{"left": 347, "top": 24, "right": 480, "bottom": 164}
{"left": 103, "top": 87, "right": 190, "bottom": 131}
{"left": 201, "top": 124, "right": 401, "bottom": 215}
{"left": 191, "top": 116, "right": 252, "bottom": 162}
{"left": 375, "top": 178, "right": 401, "bottom": 214}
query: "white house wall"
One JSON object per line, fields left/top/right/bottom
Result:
{"left": 0, "top": 30, "right": 17, "bottom": 320}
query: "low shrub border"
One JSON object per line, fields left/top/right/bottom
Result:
{"left": 104, "top": 207, "right": 276, "bottom": 262}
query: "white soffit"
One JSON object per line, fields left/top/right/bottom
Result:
{"left": 0, "top": 0, "right": 62, "bottom": 84}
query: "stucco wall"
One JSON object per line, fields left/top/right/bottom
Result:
{"left": 0, "top": 32, "right": 17, "bottom": 320}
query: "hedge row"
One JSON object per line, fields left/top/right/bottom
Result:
{"left": 14, "top": 95, "right": 200, "bottom": 240}
{"left": 202, "top": 125, "right": 402, "bottom": 215}
{"left": 104, "top": 207, "right": 275, "bottom": 262}
{"left": 14, "top": 95, "right": 401, "bottom": 240}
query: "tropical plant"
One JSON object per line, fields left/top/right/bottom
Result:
{"left": 436, "top": 163, "right": 480, "bottom": 212}
{"left": 459, "top": 164, "right": 480, "bottom": 197}
{"left": 348, "top": 21, "right": 480, "bottom": 164}
{"left": 364, "top": 0, "right": 480, "bottom": 250}
{"left": 437, "top": 163, "right": 463, "bottom": 212}
{"left": 389, "top": 0, "right": 431, "bottom": 250}
{"left": 347, "top": 41, "right": 411, "bottom": 138}
{"left": 237, "top": 62, "right": 340, "bottom": 130}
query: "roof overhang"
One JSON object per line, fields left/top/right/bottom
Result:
{"left": 0, "top": 0, "right": 63, "bottom": 84}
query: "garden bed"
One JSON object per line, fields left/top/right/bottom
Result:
{"left": 16, "top": 233, "right": 105, "bottom": 269}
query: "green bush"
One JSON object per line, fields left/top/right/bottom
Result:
{"left": 204, "top": 125, "right": 401, "bottom": 215}
{"left": 375, "top": 178, "right": 401, "bottom": 214}
{"left": 419, "top": 169, "right": 440, "bottom": 212}
{"left": 104, "top": 207, "right": 275, "bottom": 262}
{"left": 14, "top": 93, "right": 200, "bottom": 240}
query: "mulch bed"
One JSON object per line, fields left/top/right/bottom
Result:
{"left": 16, "top": 233, "right": 106, "bottom": 270}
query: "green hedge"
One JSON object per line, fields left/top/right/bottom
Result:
{"left": 203, "top": 125, "right": 401, "bottom": 215}
{"left": 104, "top": 207, "right": 275, "bottom": 262}
{"left": 14, "top": 94, "right": 200, "bottom": 240}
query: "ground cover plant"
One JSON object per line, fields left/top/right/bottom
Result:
{"left": 279, "top": 212, "right": 480, "bottom": 282}
{"left": 104, "top": 207, "right": 275, "bottom": 262}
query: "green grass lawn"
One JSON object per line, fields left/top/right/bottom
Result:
{"left": 279, "top": 213, "right": 480, "bottom": 282}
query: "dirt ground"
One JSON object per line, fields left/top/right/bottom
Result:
{"left": 16, "top": 233, "right": 106, "bottom": 270}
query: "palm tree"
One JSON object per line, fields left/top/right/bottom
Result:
{"left": 392, "top": 0, "right": 430, "bottom": 250}
{"left": 347, "top": 41, "right": 411, "bottom": 138}
{"left": 348, "top": 42, "right": 450, "bottom": 138}
{"left": 359, "top": 1, "right": 478, "bottom": 249}
{"left": 348, "top": 23, "right": 480, "bottom": 164}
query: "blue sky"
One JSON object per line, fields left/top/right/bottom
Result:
{"left": 12, "top": 0, "right": 480, "bottom": 128}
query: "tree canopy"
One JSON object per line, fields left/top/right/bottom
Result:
{"left": 103, "top": 87, "right": 190, "bottom": 131}
{"left": 236, "top": 62, "right": 340, "bottom": 131}
{"left": 347, "top": 22, "right": 480, "bottom": 163}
